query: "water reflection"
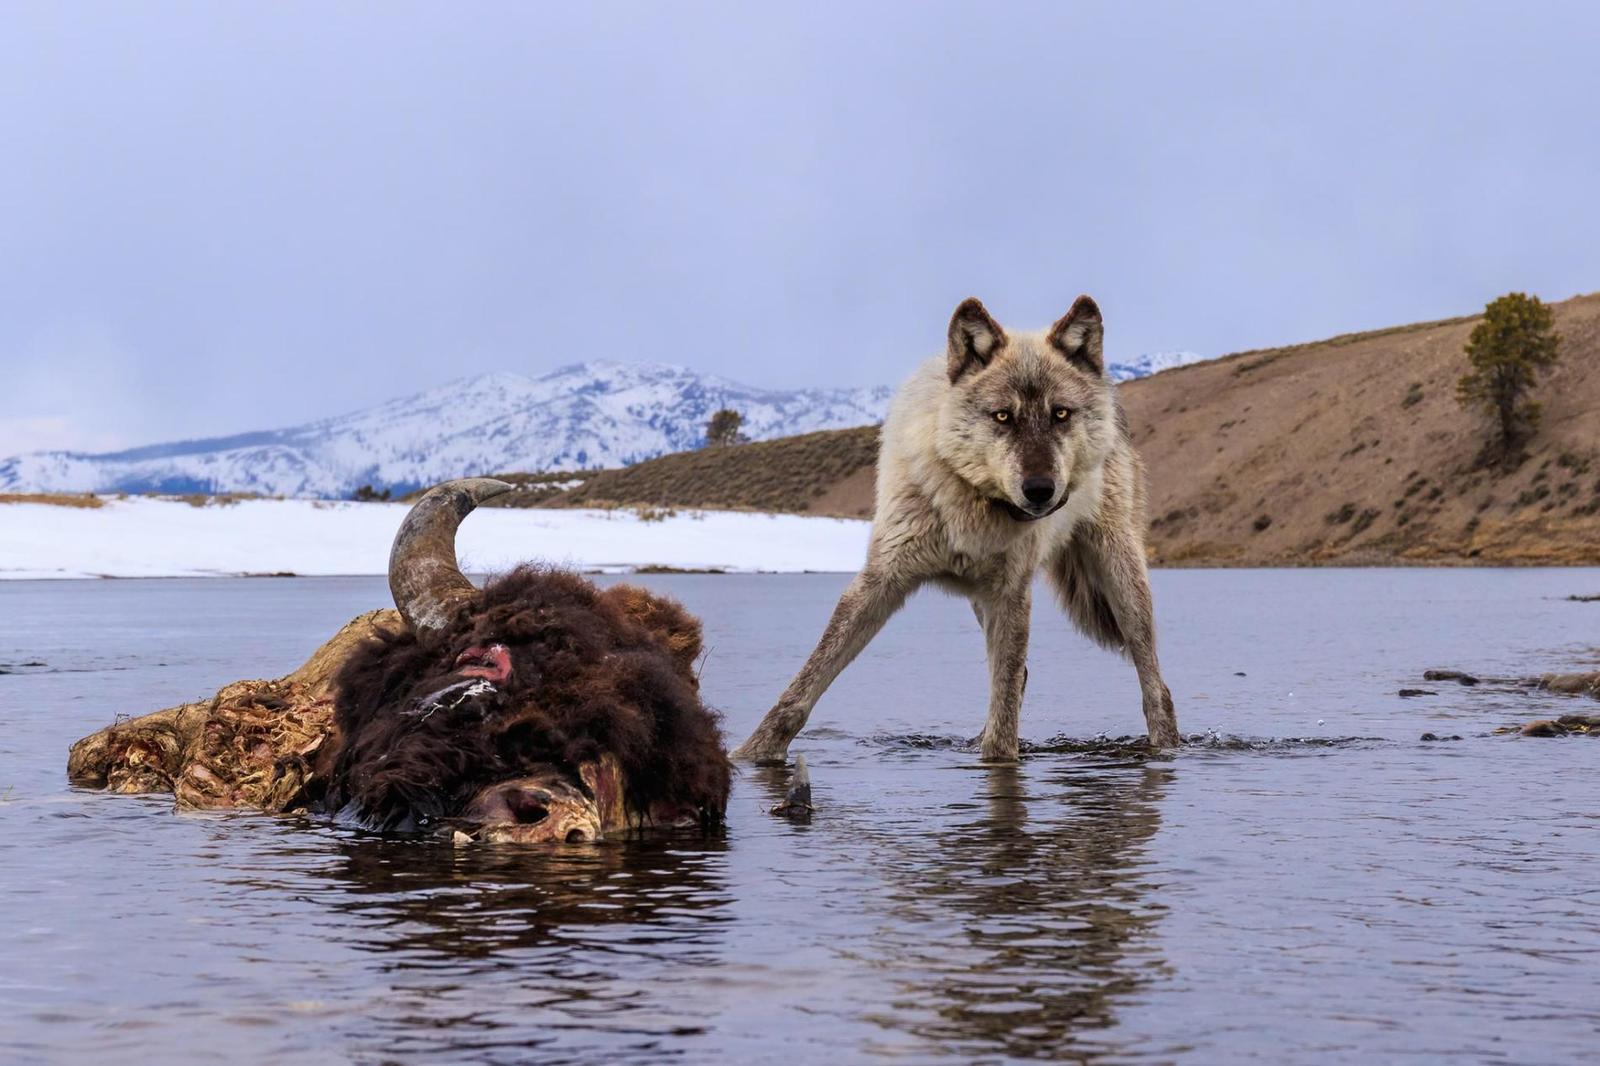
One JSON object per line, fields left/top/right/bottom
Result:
{"left": 866, "top": 760, "right": 1170, "bottom": 1060}
{"left": 241, "top": 831, "right": 738, "bottom": 1062}
{"left": 745, "top": 762, "right": 806, "bottom": 818}
{"left": 308, "top": 831, "right": 735, "bottom": 962}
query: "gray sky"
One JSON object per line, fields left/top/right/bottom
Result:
{"left": 2, "top": 1, "right": 1596, "bottom": 455}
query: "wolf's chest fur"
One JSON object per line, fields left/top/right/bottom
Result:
{"left": 912, "top": 458, "right": 1107, "bottom": 587}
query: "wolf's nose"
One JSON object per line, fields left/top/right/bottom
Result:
{"left": 1022, "top": 478, "right": 1056, "bottom": 506}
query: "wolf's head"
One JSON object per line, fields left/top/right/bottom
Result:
{"left": 935, "top": 296, "right": 1119, "bottom": 520}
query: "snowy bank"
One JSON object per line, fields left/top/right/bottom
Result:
{"left": 0, "top": 498, "right": 871, "bottom": 579}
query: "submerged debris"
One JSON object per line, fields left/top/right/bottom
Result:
{"left": 1416, "top": 663, "right": 1600, "bottom": 736}
{"left": 769, "top": 754, "right": 814, "bottom": 819}
{"left": 66, "top": 612, "right": 388, "bottom": 808}
{"left": 1423, "top": 669, "right": 1481, "bottom": 686}
{"left": 1500, "top": 714, "right": 1600, "bottom": 738}
{"left": 1538, "top": 672, "right": 1600, "bottom": 698}
{"left": 1398, "top": 689, "right": 1437, "bottom": 698}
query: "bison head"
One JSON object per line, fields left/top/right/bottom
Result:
{"left": 320, "top": 479, "right": 731, "bottom": 842}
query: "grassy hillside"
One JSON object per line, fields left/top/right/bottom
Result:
{"left": 1124, "top": 291, "right": 1600, "bottom": 565}
{"left": 544, "top": 426, "right": 880, "bottom": 518}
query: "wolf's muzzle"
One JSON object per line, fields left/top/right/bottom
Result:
{"left": 993, "top": 493, "right": 1070, "bottom": 523}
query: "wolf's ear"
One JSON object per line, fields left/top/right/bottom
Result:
{"left": 1048, "top": 295, "right": 1104, "bottom": 376}
{"left": 947, "top": 298, "right": 1006, "bottom": 383}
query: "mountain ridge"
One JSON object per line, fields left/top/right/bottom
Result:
{"left": 0, "top": 352, "right": 1203, "bottom": 499}
{"left": 0, "top": 361, "right": 893, "bottom": 498}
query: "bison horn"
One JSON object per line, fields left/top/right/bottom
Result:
{"left": 389, "top": 478, "right": 514, "bottom": 636}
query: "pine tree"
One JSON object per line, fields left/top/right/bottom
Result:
{"left": 705, "top": 408, "right": 746, "bottom": 447}
{"left": 1457, "top": 292, "right": 1561, "bottom": 460}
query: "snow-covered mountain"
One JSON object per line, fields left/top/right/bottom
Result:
{"left": 1106, "top": 350, "right": 1208, "bottom": 383}
{"left": 0, "top": 362, "right": 893, "bottom": 499}
{"left": 0, "top": 354, "right": 1205, "bottom": 499}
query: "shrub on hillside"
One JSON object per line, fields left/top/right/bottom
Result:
{"left": 1457, "top": 292, "right": 1561, "bottom": 461}
{"left": 705, "top": 408, "right": 748, "bottom": 447}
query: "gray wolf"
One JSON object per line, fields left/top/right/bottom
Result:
{"left": 732, "top": 296, "right": 1180, "bottom": 763}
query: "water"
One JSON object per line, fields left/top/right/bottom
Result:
{"left": 2, "top": 570, "right": 1597, "bottom": 1063}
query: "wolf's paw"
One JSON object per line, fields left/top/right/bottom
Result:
{"left": 1145, "top": 723, "right": 1182, "bottom": 749}
{"left": 1144, "top": 686, "right": 1181, "bottom": 748}
{"left": 1144, "top": 707, "right": 1182, "bottom": 748}
{"left": 977, "top": 730, "right": 1020, "bottom": 763}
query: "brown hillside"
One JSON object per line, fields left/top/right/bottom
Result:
{"left": 551, "top": 426, "right": 880, "bottom": 518}
{"left": 1124, "top": 292, "right": 1600, "bottom": 565}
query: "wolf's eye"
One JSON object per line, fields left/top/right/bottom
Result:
{"left": 1052, "top": 407, "right": 1072, "bottom": 423}
{"left": 992, "top": 410, "right": 1012, "bottom": 424}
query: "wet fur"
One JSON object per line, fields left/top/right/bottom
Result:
{"left": 733, "top": 297, "right": 1180, "bottom": 763}
{"left": 322, "top": 566, "right": 730, "bottom": 830}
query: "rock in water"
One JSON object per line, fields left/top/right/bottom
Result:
{"left": 1519, "top": 719, "right": 1571, "bottom": 737}
{"left": 1539, "top": 672, "right": 1600, "bottom": 698}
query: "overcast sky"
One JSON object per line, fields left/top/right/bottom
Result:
{"left": 2, "top": 1, "right": 1596, "bottom": 455}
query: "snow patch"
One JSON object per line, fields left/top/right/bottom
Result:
{"left": 0, "top": 497, "right": 871, "bottom": 579}
{"left": 1106, "top": 351, "right": 1208, "bottom": 383}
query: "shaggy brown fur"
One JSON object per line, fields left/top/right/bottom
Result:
{"left": 322, "top": 566, "right": 731, "bottom": 832}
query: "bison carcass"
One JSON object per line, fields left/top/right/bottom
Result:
{"left": 67, "top": 478, "right": 731, "bottom": 842}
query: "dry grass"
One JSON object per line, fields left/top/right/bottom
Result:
{"left": 1124, "top": 291, "right": 1600, "bottom": 566}
{"left": 406, "top": 470, "right": 600, "bottom": 507}
{"left": 634, "top": 564, "right": 727, "bottom": 574}
{"left": 170, "top": 493, "right": 264, "bottom": 508}
{"left": 0, "top": 492, "right": 276, "bottom": 509}
{"left": 1223, "top": 313, "right": 1478, "bottom": 377}
{"left": 0, "top": 493, "right": 104, "bottom": 508}
{"left": 547, "top": 426, "right": 880, "bottom": 518}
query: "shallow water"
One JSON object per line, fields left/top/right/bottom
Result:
{"left": 1, "top": 569, "right": 1597, "bottom": 1063}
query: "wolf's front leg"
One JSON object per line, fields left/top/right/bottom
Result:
{"left": 1058, "top": 524, "right": 1181, "bottom": 747}
{"left": 731, "top": 567, "right": 911, "bottom": 764}
{"left": 1046, "top": 520, "right": 1180, "bottom": 747}
{"left": 1102, "top": 535, "right": 1180, "bottom": 748}
{"left": 974, "top": 578, "right": 1031, "bottom": 762}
